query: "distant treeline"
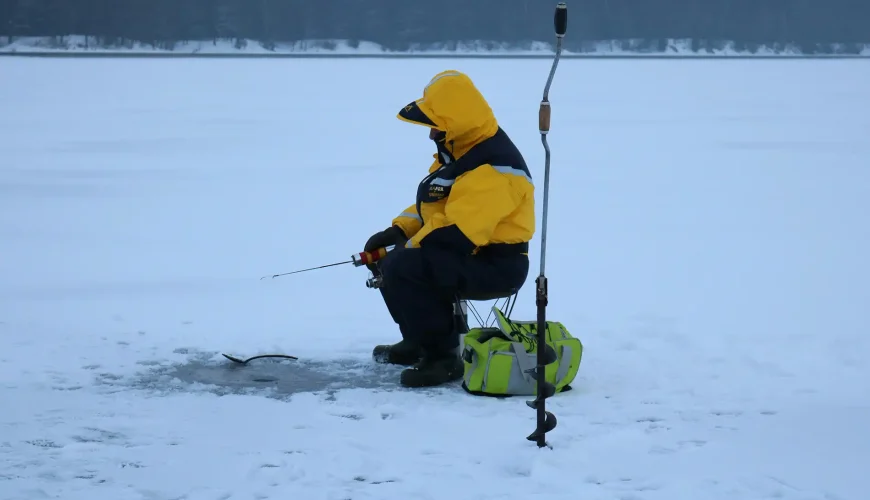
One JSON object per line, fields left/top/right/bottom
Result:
{"left": 2, "top": 0, "right": 869, "bottom": 54}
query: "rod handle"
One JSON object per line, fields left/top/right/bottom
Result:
{"left": 555, "top": 3, "right": 568, "bottom": 37}
{"left": 352, "top": 246, "right": 389, "bottom": 266}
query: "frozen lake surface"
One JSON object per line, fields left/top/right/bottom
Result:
{"left": 1, "top": 57, "right": 868, "bottom": 500}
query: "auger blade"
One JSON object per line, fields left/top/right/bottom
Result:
{"left": 525, "top": 364, "right": 557, "bottom": 381}
{"left": 524, "top": 380, "right": 556, "bottom": 408}
{"left": 525, "top": 411, "right": 558, "bottom": 441}
{"left": 540, "top": 344, "right": 559, "bottom": 364}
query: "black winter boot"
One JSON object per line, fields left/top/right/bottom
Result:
{"left": 399, "top": 353, "right": 464, "bottom": 388}
{"left": 372, "top": 339, "right": 423, "bottom": 366}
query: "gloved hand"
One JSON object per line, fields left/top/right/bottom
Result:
{"left": 364, "top": 226, "right": 408, "bottom": 273}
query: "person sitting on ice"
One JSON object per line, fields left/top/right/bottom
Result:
{"left": 363, "top": 69, "right": 536, "bottom": 388}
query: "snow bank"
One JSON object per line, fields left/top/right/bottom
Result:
{"left": 2, "top": 35, "right": 869, "bottom": 56}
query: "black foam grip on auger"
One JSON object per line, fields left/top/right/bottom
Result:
{"left": 554, "top": 3, "right": 568, "bottom": 36}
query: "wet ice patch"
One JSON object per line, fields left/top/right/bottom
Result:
{"left": 123, "top": 349, "right": 417, "bottom": 400}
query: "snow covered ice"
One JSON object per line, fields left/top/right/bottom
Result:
{"left": 1, "top": 57, "right": 869, "bottom": 499}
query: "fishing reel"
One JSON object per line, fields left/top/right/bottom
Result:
{"left": 358, "top": 244, "right": 398, "bottom": 289}
{"left": 366, "top": 274, "right": 384, "bottom": 289}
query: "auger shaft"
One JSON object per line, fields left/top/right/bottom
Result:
{"left": 527, "top": 1, "right": 568, "bottom": 449}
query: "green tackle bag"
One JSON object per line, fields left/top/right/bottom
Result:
{"left": 461, "top": 306, "right": 583, "bottom": 397}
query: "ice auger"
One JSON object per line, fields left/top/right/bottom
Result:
{"left": 525, "top": 1, "right": 569, "bottom": 449}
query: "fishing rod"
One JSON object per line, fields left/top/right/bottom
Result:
{"left": 260, "top": 246, "right": 394, "bottom": 280}
{"left": 225, "top": 246, "right": 395, "bottom": 365}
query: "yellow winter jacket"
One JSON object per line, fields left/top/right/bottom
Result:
{"left": 391, "top": 70, "right": 535, "bottom": 254}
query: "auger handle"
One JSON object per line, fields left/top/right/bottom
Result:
{"left": 539, "top": 103, "right": 551, "bottom": 134}
{"left": 540, "top": 3, "right": 568, "bottom": 134}
{"left": 352, "top": 246, "right": 389, "bottom": 267}
{"left": 555, "top": 2, "right": 567, "bottom": 37}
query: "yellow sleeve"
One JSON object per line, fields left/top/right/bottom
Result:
{"left": 408, "top": 165, "right": 519, "bottom": 249}
{"left": 391, "top": 204, "right": 423, "bottom": 238}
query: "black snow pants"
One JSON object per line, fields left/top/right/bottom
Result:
{"left": 377, "top": 242, "right": 530, "bottom": 356}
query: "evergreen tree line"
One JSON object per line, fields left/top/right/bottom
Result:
{"left": 2, "top": 0, "right": 868, "bottom": 54}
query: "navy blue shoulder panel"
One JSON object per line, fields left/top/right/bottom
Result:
{"left": 443, "top": 127, "right": 530, "bottom": 181}
{"left": 415, "top": 127, "right": 530, "bottom": 217}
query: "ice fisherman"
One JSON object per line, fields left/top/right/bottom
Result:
{"left": 363, "top": 70, "right": 535, "bottom": 388}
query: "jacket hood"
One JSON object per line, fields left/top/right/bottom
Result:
{"left": 397, "top": 70, "right": 499, "bottom": 160}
